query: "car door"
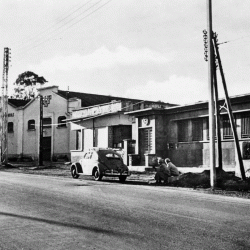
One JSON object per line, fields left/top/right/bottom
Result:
{"left": 84, "top": 151, "right": 94, "bottom": 175}
{"left": 79, "top": 152, "right": 89, "bottom": 174}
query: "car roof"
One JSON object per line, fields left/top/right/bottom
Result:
{"left": 87, "top": 147, "right": 118, "bottom": 153}
{"left": 86, "top": 147, "right": 121, "bottom": 157}
{"left": 88, "top": 147, "right": 113, "bottom": 151}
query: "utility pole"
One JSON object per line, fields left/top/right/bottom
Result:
{"left": 204, "top": 2, "right": 245, "bottom": 181}
{"left": 1, "top": 48, "right": 10, "bottom": 165}
{"left": 39, "top": 94, "right": 51, "bottom": 166}
{"left": 207, "top": 0, "right": 216, "bottom": 188}
{"left": 39, "top": 95, "right": 43, "bottom": 166}
{"left": 213, "top": 34, "right": 246, "bottom": 180}
{"left": 212, "top": 42, "right": 223, "bottom": 170}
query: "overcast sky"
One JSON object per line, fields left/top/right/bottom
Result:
{"left": 1, "top": 0, "right": 250, "bottom": 105}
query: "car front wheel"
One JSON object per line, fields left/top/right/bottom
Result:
{"left": 71, "top": 166, "right": 79, "bottom": 179}
{"left": 93, "top": 168, "right": 103, "bottom": 181}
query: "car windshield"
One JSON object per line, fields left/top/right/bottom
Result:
{"left": 99, "top": 150, "right": 121, "bottom": 161}
{"left": 105, "top": 153, "right": 120, "bottom": 159}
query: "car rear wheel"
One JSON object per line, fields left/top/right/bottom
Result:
{"left": 119, "top": 176, "right": 127, "bottom": 182}
{"left": 93, "top": 168, "right": 103, "bottom": 181}
{"left": 71, "top": 166, "right": 79, "bottom": 179}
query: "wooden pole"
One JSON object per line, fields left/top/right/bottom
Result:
{"left": 213, "top": 36, "right": 246, "bottom": 180}
{"left": 39, "top": 95, "right": 44, "bottom": 166}
{"left": 207, "top": 0, "right": 216, "bottom": 187}
{"left": 212, "top": 42, "right": 223, "bottom": 170}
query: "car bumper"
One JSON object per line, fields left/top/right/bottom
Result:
{"left": 103, "top": 170, "right": 131, "bottom": 177}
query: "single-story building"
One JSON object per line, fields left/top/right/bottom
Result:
{"left": 68, "top": 100, "right": 176, "bottom": 164}
{"left": 4, "top": 85, "right": 175, "bottom": 163}
{"left": 125, "top": 93, "right": 250, "bottom": 176}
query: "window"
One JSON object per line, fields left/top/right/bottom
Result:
{"left": 192, "top": 119, "right": 203, "bottom": 141}
{"left": 84, "top": 152, "right": 92, "bottom": 159}
{"left": 76, "top": 130, "right": 82, "bottom": 150}
{"left": 223, "top": 116, "right": 233, "bottom": 139}
{"left": 28, "top": 119, "right": 35, "bottom": 130}
{"left": 8, "top": 122, "right": 13, "bottom": 133}
{"left": 43, "top": 117, "right": 52, "bottom": 128}
{"left": 241, "top": 113, "right": 250, "bottom": 138}
{"left": 178, "top": 120, "right": 188, "bottom": 142}
{"left": 58, "top": 116, "right": 66, "bottom": 128}
{"left": 106, "top": 153, "right": 120, "bottom": 159}
{"left": 144, "top": 128, "right": 152, "bottom": 153}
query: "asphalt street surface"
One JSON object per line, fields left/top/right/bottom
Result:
{"left": 0, "top": 172, "right": 250, "bottom": 250}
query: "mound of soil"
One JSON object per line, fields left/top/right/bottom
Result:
{"left": 171, "top": 169, "right": 250, "bottom": 191}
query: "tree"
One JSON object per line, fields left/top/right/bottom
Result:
{"left": 12, "top": 71, "right": 48, "bottom": 99}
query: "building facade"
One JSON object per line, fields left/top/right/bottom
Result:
{"left": 6, "top": 86, "right": 80, "bottom": 161}
{"left": 126, "top": 94, "right": 250, "bottom": 176}
{"left": 5, "top": 85, "right": 174, "bottom": 163}
{"left": 69, "top": 100, "right": 175, "bottom": 164}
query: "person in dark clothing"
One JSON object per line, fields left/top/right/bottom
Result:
{"left": 165, "top": 158, "right": 180, "bottom": 177}
{"left": 155, "top": 158, "right": 170, "bottom": 184}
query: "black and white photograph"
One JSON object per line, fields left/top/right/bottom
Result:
{"left": 0, "top": 1, "right": 250, "bottom": 249}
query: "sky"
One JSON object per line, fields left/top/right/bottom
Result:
{"left": 1, "top": 0, "right": 250, "bottom": 105}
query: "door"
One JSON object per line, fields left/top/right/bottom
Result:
{"left": 139, "top": 128, "right": 152, "bottom": 165}
{"left": 85, "top": 151, "right": 94, "bottom": 175}
{"left": 80, "top": 151, "right": 93, "bottom": 175}
{"left": 43, "top": 136, "right": 51, "bottom": 161}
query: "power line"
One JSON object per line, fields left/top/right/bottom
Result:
{"left": 15, "top": 0, "right": 112, "bottom": 58}
{"left": 15, "top": 0, "right": 93, "bottom": 51}
{"left": 218, "top": 34, "right": 250, "bottom": 45}
{"left": 16, "top": 0, "right": 106, "bottom": 55}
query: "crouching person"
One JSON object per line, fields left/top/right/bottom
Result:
{"left": 165, "top": 158, "right": 179, "bottom": 183}
{"left": 155, "top": 158, "right": 170, "bottom": 184}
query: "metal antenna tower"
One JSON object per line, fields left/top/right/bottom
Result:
{"left": 1, "top": 47, "right": 10, "bottom": 165}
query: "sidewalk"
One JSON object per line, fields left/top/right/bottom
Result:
{"left": 128, "top": 165, "right": 235, "bottom": 174}
{"left": 2, "top": 162, "right": 235, "bottom": 175}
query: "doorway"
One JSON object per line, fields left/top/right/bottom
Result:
{"left": 139, "top": 128, "right": 152, "bottom": 165}
{"left": 43, "top": 136, "right": 51, "bottom": 161}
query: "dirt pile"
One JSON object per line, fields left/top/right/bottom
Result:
{"left": 171, "top": 169, "right": 250, "bottom": 191}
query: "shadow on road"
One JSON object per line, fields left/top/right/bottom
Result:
{"left": 99, "top": 179, "right": 156, "bottom": 186}
{"left": 0, "top": 211, "right": 143, "bottom": 240}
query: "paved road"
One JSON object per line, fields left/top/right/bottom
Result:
{"left": 0, "top": 172, "right": 249, "bottom": 250}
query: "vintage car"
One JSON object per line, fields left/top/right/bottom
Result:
{"left": 70, "top": 148, "right": 130, "bottom": 182}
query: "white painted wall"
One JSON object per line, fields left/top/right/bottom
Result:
{"left": 6, "top": 86, "right": 80, "bottom": 161}
{"left": 96, "top": 127, "right": 108, "bottom": 148}
{"left": 84, "top": 129, "right": 93, "bottom": 150}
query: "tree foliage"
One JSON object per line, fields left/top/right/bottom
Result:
{"left": 12, "top": 71, "right": 48, "bottom": 99}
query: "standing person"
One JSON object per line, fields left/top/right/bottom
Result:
{"left": 165, "top": 158, "right": 179, "bottom": 177}
{"left": 155, "top": 158, "right": 170, "bottom": 184}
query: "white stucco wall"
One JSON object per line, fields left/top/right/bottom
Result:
{"left": 7, "top": 86, "right": 80, "bottom": 161}
{"left": 7, "top": 105, "right": 19, "bottom": 156}
{"left": 70, "top": 108, "right": 134, "bottom": 153}
{"left": 84, "top": 129, "right": 93, "bottom": 150}
{"left": 22, "top": 98, "right": 39, "bottom": 158}
{"left": 96, "top": 127, "right": 108, "bottom": 148}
